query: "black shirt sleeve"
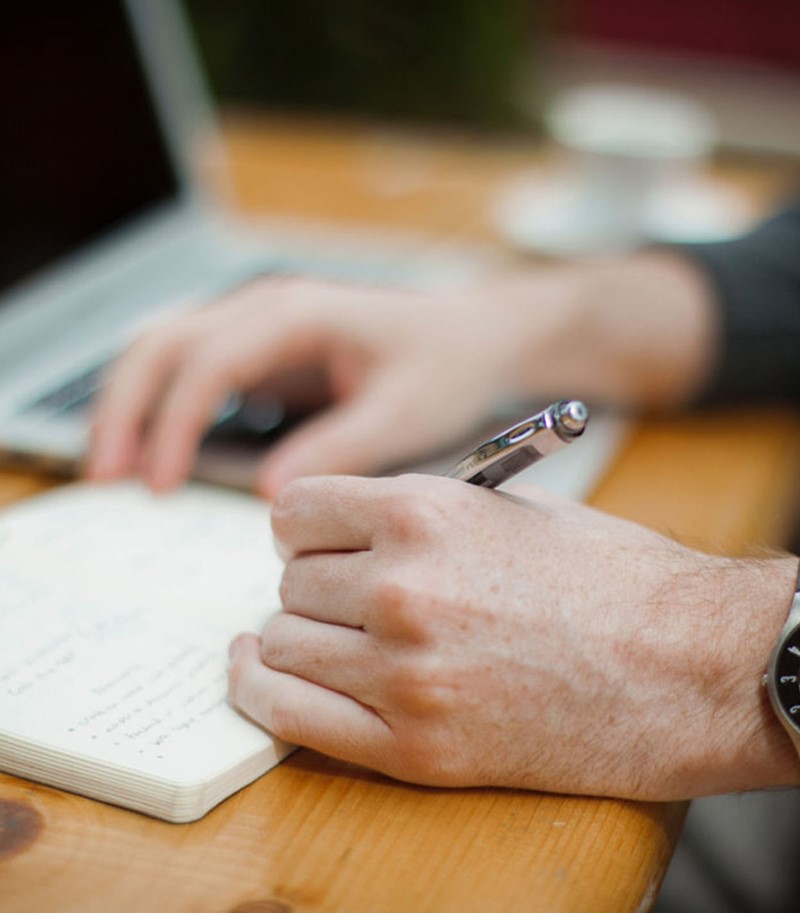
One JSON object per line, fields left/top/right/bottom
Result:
{"left": 680, "top": 201, "right": 800, "bottom": 405}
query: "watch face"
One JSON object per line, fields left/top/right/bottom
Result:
{"left": 773, "top": 621, "right": 800, "bottom": 733}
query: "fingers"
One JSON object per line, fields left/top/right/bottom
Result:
{"left": 87, "top": 277, "right": 332, "bottom": 489}
{"left": 271, "top": 475, "right": 388, "bottom": 556}
{"left": 259, "top": 612, "right": 383, "bottom": 702}
{"left": 85, "top": 271, "right": 490, "bottom": 493}
{"left": 271, "top": 473, "right": 466, "bottom": 561}
{"left": 228, "top": 633, "right": 392, "bottom": 769}
{"left": 280, "top": 551, "right": 374, "bottom": 625}
{"left": 139, "top": 336, "right": 269, "bottom": 491}
{"left": 88, "top": 321, "right": 196, "bottom": 480}
{"left": 88, "top": 303, "right": 231, "bottom": 485}
{"left": 256, "top": 368, "right": 428, "bottom": 497}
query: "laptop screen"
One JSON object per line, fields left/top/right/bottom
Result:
{"left": 0, "top": 1, "right": 180, "bottom": 298}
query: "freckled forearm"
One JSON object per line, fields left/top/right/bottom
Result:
{"left": 491, "top": 252, "right": 721, "bottom": 409}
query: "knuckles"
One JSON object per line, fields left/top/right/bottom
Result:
{"left": 258, "top": 614, "right": 285, "bottom": 666}
{"left": 376, "top": 475, "right": 454, "bottom": 548}
{"left": 381, "top": 721, "right": 474, "bottom": 788}
{"left": 380, "top": 651, "right": 457, "bottom": 718}
{"left": 113, "top": 327, "right": 180, "bottom": 380}
{"left": 271, "top": 475, "right": 317, "bottom": 519}
{"left": 174, "top": 341, "right": 229, "bottom": 383}
{"left": 270, "top": 474, "right": 466, "bottom": 557}
{"left": 267, "top": 698, "right": 306, "bottom": 744}
{"left": 369, "top": 574, "right": 436, "bottom": 643}
{"left": 270, "top": 477, "right": 316, "bottom": 549}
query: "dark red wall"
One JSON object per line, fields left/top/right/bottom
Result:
{"left": 563, "top": 0, "right": 800, "bottom": 70}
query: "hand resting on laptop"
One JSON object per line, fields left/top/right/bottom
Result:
{"left": 87, "top": 254, "right": 712, "bottom": 497}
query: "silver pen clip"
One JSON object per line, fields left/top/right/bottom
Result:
{"left": 446, "top": 400, "right": 588, "bottom": 488}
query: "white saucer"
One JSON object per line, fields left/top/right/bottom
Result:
{"left": 492, "top": 169, "right": 753, "bottom": 258}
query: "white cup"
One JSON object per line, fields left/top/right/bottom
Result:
{"left": 493, "top": 83, "right": 724, "bottom": 257}
{"left": 546, "top": 83, "right": 718, "bottom": 248}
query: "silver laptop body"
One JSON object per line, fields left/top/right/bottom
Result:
{"left": 1, "top": 0, "right": 472, "bottom": 487}
{"left": 0, "top": 0, "right": 282, "bottom": 482}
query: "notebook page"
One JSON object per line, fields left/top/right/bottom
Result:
{"left": 0, "top": 482, "right": 287, "bottom": 787}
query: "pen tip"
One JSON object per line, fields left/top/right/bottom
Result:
{"left": 558, "top": 400, "right": 589, "bottom": 434}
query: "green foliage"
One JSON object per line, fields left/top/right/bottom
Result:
{"left": 185, "top": 0, "right": 532, "bottom": 129}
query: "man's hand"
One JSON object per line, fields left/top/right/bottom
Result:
{"left": 87, "top": 253, "right": 717, "bottom": 497}
{"left": 86, "top": 275, "right": 544, "bottom": 496}
{"left": 228, "top": 474, "right": 800, "bottom": 800}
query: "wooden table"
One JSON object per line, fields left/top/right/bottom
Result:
{"left": 2, "top": 115, "right": 800, "bottom": 913}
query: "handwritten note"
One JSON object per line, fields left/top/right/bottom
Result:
{"left": 0, "top": 482, "right": 285, "bottom": 784}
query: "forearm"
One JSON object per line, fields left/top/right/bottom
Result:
{"left": 489, "top": 251, "right": 721, "bottom": 410}
{"left": 507, "top": 201, "right": 800, "bottom": 410}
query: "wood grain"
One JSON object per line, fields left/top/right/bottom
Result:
{"left": 591, "top": 408, "right": 800, "bottom": 553}
{"left": 0, "top": 758, "right": 686, "bottom": 913}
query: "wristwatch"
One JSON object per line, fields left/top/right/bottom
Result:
{"left": 764, "top": 573, "right": 800, "bottom": 758}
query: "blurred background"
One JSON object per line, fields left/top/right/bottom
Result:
{"left": 185, "top": 0, "right": 533, "bottom": 130}
{"left": 184, "top": 0, "right": 800, "bottom": 258}
{"left": 186, "top": 0, "right": 800, "bottom": 147}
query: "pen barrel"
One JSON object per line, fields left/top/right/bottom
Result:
{"left": 446, "top": 400, "right": 588, "bottom": 488}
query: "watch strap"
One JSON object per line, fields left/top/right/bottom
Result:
{"left": 765, "top": 561, "right": 800, "bottom": 756}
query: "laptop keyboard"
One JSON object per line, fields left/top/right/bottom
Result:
{"left": 24, "top": 363, "right": 106, "bottom": 417}
{"left": 19, "top": 241, "right": 442, "bottom": 424}
{"left": 19, "top": 257, "right": 271, "bottom": 421}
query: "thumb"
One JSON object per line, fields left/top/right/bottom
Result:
{"left": 256, "top": 375, "right": 425, "bottom": 497}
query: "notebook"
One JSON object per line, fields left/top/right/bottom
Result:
{"left": 0, "top": 0, "right": 484, "bottom": 489}
{"left": 0, "top": 481, "right": 289, "bottom": 823}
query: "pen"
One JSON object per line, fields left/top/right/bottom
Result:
{"left": 446, "top": 400, "right": 589, "bottom": 488}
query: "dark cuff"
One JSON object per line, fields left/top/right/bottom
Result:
{"left": 677, "top": 201, "right": 800, "bottom": 407}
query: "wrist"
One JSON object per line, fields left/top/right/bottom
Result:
{"left": 499, "top": 252, "right": 720, "bottom": 408}
{"left": 686, "top": 555, "right": 800, "bottom": 796}
{"left": 762, "top": 559, "right": 800, "bottom": 779}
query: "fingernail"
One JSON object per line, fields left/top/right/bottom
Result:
{"left": 257, "top": 466, "right": 284, "bottom": 501}
{"left": 258, "top": 448, "right": 306, "bottom": 499}
{"left": 228, "top": 635, "right": 245, "bottom": 661}
{"left": 86, "top": 443, "right": 114, "bottom": 479}
{"left": 89, "top": 429, "right": 133, "bottom": 480}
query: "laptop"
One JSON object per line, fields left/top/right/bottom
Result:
{"left": 0, "top": 0, "right": 626, "bottom": 498}
{"left": 0, "top": 0, "right": 468, "bottom": 484}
